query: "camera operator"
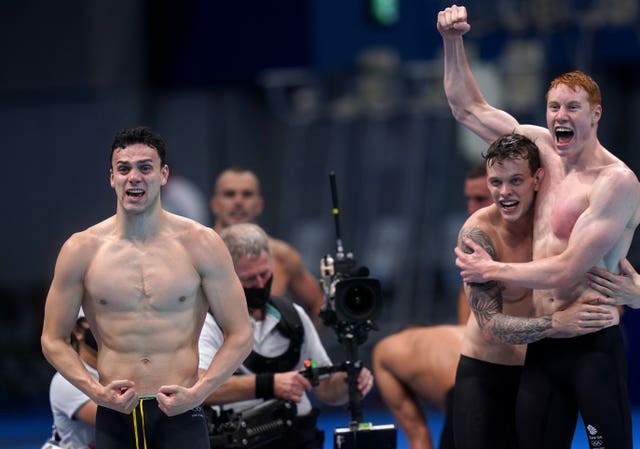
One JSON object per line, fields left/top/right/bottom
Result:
{"left": 198, "top": 223, "right": 374, "bottom": 449}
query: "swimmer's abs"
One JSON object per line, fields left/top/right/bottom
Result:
{"left": 97, "top": 350, "right": 200, "bottom": 393}
{"left": 536, "top": 295, "right": 620, "bottom": 326}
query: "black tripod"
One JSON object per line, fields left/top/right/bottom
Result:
{"left": 333, "top": 319, "right": 377, "bottom": 428}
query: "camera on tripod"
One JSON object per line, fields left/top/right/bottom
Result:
{"left": 319, "top": 252, "right": 382, "bottom": 342}
{"left": 318, "top": 172, "right": 382, "bottom": 345}
{"left": 318, "top": 172, "right": 396, "bottom": 449}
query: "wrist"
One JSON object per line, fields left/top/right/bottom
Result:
{"left": 489, "top": 261, "right": 505, "bottom": 282}
{"left": 545, "top": 314, "right": 559, "bottom": 337}
{"left": 188, "top": 378, "right": 211, "bottom": 405}
{"left": 255, "top": 372, "right": 274, "bottom": 399}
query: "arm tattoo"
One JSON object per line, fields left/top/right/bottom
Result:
{"left": 457, "top": 226, "right": 498, "bottom": 259}
{"left": 490, "top": 314, "right": 553, "bottom": 344}
{"left": 458, "top": 226, "right": 501, "bottom": 328}
{"left": 459, "top": 226, "right": 552, "bottom": 344}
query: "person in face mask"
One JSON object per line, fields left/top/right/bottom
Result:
{"left": 209, "top": 167, "right": 325, "bottom": 323}
{"left": 198, "top": 223, "right": 375, "bottom": 449}
{"left": 44, "top": 310, "right": 98, "bottom": 449}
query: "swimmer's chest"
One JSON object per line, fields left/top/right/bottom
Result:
{"left": 84, "top": 241, "right": 200, "bottom": 308}
{"left": 494, "top": 234, "right": 531, "bottom": 306}
{"left": 541, "top": 172, "right": 590, "bottom": 241}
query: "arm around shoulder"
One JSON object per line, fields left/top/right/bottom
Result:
{"left": 457, "top": 170, "right": 640, "bottom": 290}
{"left": 507, "top": 166, "right": 640, "bottom": 289}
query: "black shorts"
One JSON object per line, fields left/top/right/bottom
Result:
{"left": 516, "top": 325, "right": 632, "bottom": 449}
{"left": 453, "top": 355, "right": 522, "bottom": 449}
{"left": 438, "top": 387, "right": 455, "bottom": 449}
{"left": 96, "top": 397, "right": 209, "bottom": 449}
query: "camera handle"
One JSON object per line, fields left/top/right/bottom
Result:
{"left": 300, "top": 347, "right": 364, "bottom": 428}
{"left": 342, "top": 334, "right": 364, "bottom": 428}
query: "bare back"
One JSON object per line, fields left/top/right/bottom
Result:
{"left": 82, "top": 215, "right": 209, "bottom": 394}
{"left": 374, "top": 325, "right": 464, "bottom": 410}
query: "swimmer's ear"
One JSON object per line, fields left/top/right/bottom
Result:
{"left": 161, "top": 164, "right": 169, "bottom": 187}
{"left": 533, "top": 167, "right": 544, "bottom": 191}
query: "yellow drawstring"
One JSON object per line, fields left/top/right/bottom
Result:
{"left": 132, "top": 398, "right": 150, "bottom": 449}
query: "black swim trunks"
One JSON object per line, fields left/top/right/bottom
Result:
{"left": 516, "top": 325, "right": 632, "bottom": 449}
{"left": 453, "top": 355, "right": 522, "bottom": 449}
{"left": 438, "top": 387, "right": 455, "bottom": 449}
{"left": 95, "top": 397, "right": 209, "bottom": 449}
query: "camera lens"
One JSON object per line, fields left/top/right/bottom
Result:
{"left": 335, "top": 278, "right": 382, "bottom": 322}
{"left": 342, "top": 286, "right": 374, "bottom": 318}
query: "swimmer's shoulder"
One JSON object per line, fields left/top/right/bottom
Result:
{"left": 460, "top": 204, "right": 498, "bottom": 235}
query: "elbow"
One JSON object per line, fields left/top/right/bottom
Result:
{"left": 548, "top": 270, "right": 578, "bottom": 290}
{"left": 41, "top": 334, "right": 55, "bottom": 364}
{"left": 480, "top": 328, "right": 503, "bottom": 345}
{"left": 222, "top": 323, "right": 253, "bottom": 360}
{"left": 240, "top": 328, "right": 253, "bottom": 359}
{"left": 479, "top": 318, "right": 513, "bottom": 345}
{"left": 541, "top": 254, "right": 589, "bottom": 289}
{"left": 450, "top": 106, "right": 469, "bottom": 124}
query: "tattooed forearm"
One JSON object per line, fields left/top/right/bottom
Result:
{"left": 469, "top": 284, "right": 554, "bottom": 344}
{"left": 488, "top": 315, "right": 553, "bottom": 344}
{"left": 460, "top": 225, "right": 553, "bottom": 344}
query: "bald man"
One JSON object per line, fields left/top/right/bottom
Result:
{"left": 210, "top": 167, "right": 324, "bottom": 319}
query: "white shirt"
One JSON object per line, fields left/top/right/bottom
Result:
{"left": 48, "top": 361, "right": 97, "bottom": 449}
{"left": 198, "top": 302, "right": 332, "bottom": 415}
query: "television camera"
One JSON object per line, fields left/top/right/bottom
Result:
{"left": 318, "top": 172, "right": 396, "bottom": 448}
{"left": 318, "top": 172, "right": 383, "bottom": 426}
{"left": 319, "top": 172, "right": 382, "bottom": 347}
{"left": 206, "top": 173, "right": 395, "bottom": 449}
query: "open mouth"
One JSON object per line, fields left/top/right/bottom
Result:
{"left": 500, "top": 200, "right": 519, "bottom": 212}
{"left": 126, "top": 189, "right": 144, "bottom": 198}
{"left": 555, "top": 127, "right": 574, "bottom": 145}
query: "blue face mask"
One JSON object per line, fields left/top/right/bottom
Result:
{"left": 243, "top": 275, "right": 273, "bottom": 309}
